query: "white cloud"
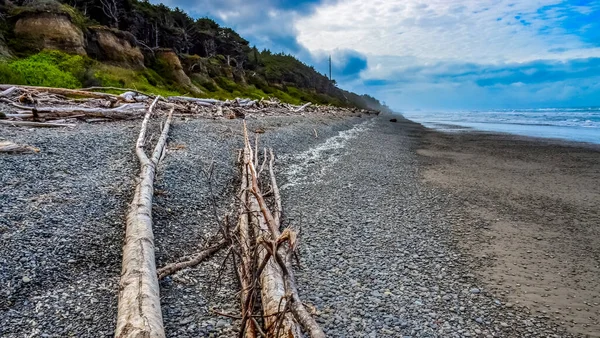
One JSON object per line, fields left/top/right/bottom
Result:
{"left": 295, "top": 0, "right": 600, "bottom": 66}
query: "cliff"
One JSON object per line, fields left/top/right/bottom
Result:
{"left": 0, "top": 0, "right": 390, "bottom": 111}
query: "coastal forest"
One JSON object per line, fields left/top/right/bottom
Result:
{"left": 0, "top": 0, "right": 389, "bottom": 111}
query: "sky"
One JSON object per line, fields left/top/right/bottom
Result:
{"left": 155, "top": 0, "right": 600, "bottom": 110}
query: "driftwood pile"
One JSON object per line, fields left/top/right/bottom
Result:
{"left": 0, "top": 84, "right": 379, "bottom": 129}
{"left": 1, "top": 84, "right": 374, "bottom": 336}
{"left": 94, "top": 96, "right": 326, "bottom": 337}
{"left": 232, "top": 122, "right": 325, "bottom": 338}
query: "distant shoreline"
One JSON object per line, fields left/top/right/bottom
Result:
{"left": 399, "top": 109, "right": 600, "bottom": 145}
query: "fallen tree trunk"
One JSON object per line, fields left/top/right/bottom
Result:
{"left": 244, "top": 135, "right": 300, "bottom": 338}
{"left": 3, "top": 113, "right": 34, "bottom": 118}
{"left": 0, "top": 140, "right": 39, "bottom": 153}
{"left": 78, "top": 86, "right": 156, "bottom": 98}
{"left": 0, "top": 86, "right": 18, "bottom": 97}
{"left": 237, "top": 123, "right": 320, "bottom": 338}
{"left": 115, "top": 97, "right": 172, "bottom": 338}
{"left": 239, "top": 125, "right": 325, "bottom": 338}
{"left": 0, "top": 84, "right": 123, "bottom": 100}
{"left": 237, "top": 129, "right": 258, "bottom": 338}
{"left": 0, "top": 120, "right": 75, "bottom": 128}
{"left": 167, "top": 96, "right": 217, "bottom": 106}
{"left": 293, "top": 102, "right": 312, "bottom": 113}
{"left": 18, "top": 103, "right": 147, "bottom": 119}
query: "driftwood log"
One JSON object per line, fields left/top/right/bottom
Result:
{"left": 157, "top": 239, "right": 228, "bottom": 280}
{"left": 235, "top": 122, "right": 325, "bottom": 338}
{"left": 115, "top": 97, "right": 173, "bottom": 338}
{"left": 0, "top": 84, "right": 123, "bottom": 100}
{"left": 16, "top": 103, "right": 147, "bottom": 119}
{"left": 0, "top": 140, "right": 39, "bottom": 153}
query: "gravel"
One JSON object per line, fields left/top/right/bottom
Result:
{"left": 0, "top": 114, "right": 574, "bottom": 337}
{"left": 279, "top": 116, "right": 573, "bottom": 337}
{"left": 153, "top": 115, "right": 365, "bottom": 337}
{"left": 0, "top": 121, "right": 139, "bottom": 337}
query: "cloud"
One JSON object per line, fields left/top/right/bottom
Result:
{"left": 295, "top": 0, "right": 600, "bottom": 64}
{"left": 293, "top": 0, "right": 600, "bottom": 109}
{"left": 152, "top": 0, "right": 335, "bottom": 53}
{"left": 346, "top": 57, "right": 600, "bottom": 109}
{"left": 154, "top": 0, "right": 600, "bottom": 109}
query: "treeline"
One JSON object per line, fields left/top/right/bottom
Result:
{"left": 0, "top": 0, "right": 390, "bottom": 111}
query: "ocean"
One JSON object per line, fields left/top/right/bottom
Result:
{"left": 401, "top": 108, "right": 600, "bottom": 144}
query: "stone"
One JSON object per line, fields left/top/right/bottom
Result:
{"left": 14, "top": 13, "right": 86, "bottom": 55}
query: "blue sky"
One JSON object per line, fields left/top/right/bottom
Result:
{"left": 156, "top": 0, "right": 600, "bottom": 110}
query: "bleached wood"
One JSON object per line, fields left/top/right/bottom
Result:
{"left": 0, "top": 140, "right": 39, "bottom": 153}
{"left": 238, "top": 123, "right": 257, "bottom": 338}
{"left": 0, "top": 86, "right": 18, "bottom": 97}
{"left": 157, "top": 239, "right": 227, "bottom": 279}
{"left": 18, "top": 103, "right": 147, "bottom": 119}
{"left": 167, "top": 96, "right": 220, "bottom": 106}
{"left": 243, "top": 123, "right": 301, "bottom": 338}
{"left": 115, "top": 97, "right": 171, "bottom": 338}
{"left": 0, "top": 84, "right": 122, "bottom": 100}
{"left": 293, "top": 102, "right": 311, "bottom": 113}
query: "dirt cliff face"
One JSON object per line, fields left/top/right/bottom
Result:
{"left": 156, "top": 49, "right": 202, "bottom": 94}
{"left": 14, "top": 13, "right": 86, "bottom": 55}
{"left": 86, "top": 27, "right": 144, "bottom": 68}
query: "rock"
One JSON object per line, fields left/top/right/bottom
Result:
{"left": 86, "top": 26, "right": 144, "bottom": 68}
{"left": 14, "top": 13, "right": 86, "bottom": 55}
{"left": 22, "top": 276, "right": 31, "bottom": 283}
{"left": 469, "top": 288, "right": 481, "bottom": 294}
{"left": 390, "top": 118, "right": 398, "bottom": 122}
{"left": 155, "top": 49, "right": 203, "bottom": 94}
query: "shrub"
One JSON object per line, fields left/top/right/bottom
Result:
{"left": 0, "top": 50, "right": 85, "bottom": 88}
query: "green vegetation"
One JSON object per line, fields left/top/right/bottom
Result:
{"left": 0, "top": 0, "right": 390, "bottom": 111}
{"left": 0, "top": 50, "right": 179, "bottom": 96}
{"left": 0, "top": 50, "right": 85, "bottom": 87}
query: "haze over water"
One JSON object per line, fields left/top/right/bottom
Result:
{"left": 401, "top": 108, "right": 600, "bottom": 145}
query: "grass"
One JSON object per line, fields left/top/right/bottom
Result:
{"left": 92, "top": 64, "right": 182, "bottom": 97}
{"left": 0, "top": 50, "right": 87, "bottom": 88}
{"left": 0, "top": 49, "right": 346, "bottom": 105}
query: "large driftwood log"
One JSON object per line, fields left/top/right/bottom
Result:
{"left": 115, "top": 97, "right": 173, "bottom": 338}
{"left": 167, "top": 96, "right": 217, "bottom": 106}
{"left": 243, "top": 128, "right": 300, "bottom": 338}
{"left": 236, "top": 124, "right": 325, "bottom": 338}
{"left": 18, "top": 103, "right": 147, "bottom": 119}
{"left": 0, "top": 86, "right": 18, "bottom": 97}
{"left": 78, "top": 86, "right": 156, "bottom": 98}
{"left": 0, "top": 84, "right": 122, "bottom": 100}
{"left": 237, "top": 129, "right": 258, "bottom": 338}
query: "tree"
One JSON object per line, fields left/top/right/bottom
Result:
{"left": 99, "top": 0, "right": 120, "bottom": 28}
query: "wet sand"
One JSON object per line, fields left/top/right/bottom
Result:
{"left": 415, "top": 121, "right": 600, "bottom": 336}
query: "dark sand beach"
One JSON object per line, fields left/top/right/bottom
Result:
{"left": 415, "top": 120, "right": 600, "bottom": 337}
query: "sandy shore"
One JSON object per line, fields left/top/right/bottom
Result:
{"left": 416, "top": 120, "right": 600, "bottom": 336}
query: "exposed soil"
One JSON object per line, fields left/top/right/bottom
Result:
{"left": 417, "top": 125, "right": 600, "bottom": 337}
